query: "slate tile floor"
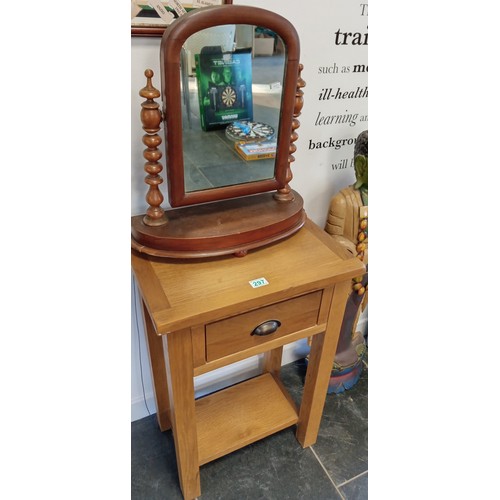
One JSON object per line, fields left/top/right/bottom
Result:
{"left": 131, "top": 356, "right": 368, "bottom": 499}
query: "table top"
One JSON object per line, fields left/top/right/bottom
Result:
{"left": 131, "top": 218, "right": 365, "bottom": 334}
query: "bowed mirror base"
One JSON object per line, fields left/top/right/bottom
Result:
{"left": 131, "top": 190, "right": 305, "bottom": 258}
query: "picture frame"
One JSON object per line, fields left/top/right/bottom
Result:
{"left": 131, "top": 0, "right": 232, "bottom": 37}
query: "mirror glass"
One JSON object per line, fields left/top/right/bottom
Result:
{"left": 179, "top": 24, "right": 285, "bottom": 193}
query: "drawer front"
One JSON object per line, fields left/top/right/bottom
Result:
{"left": 206, "top": 291, "right": 322, "bottom": 362}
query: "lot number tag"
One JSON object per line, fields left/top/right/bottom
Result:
{"left": 249, "top": 277, "right": 269, "bottom": 288}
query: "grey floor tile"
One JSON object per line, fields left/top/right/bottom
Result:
{"left": 199, "top": 159, "right": 275, "bottom": 187}
{"left": 184, "top": 161, "right": 214, "bottom": 192}
{"left": 280, "top": 359, "right": 368, "bottom": 487}
{"left": 312, "top": 367, "right": 368, "bottom": 485}
{"left": 131, "top": 415, "right": 183, "bottom": 500}
{"left": 339, "top": 472, "right": 368, "bottom": 499}
{"left": 199, "top": 427, "right": 343, "bottom": 500}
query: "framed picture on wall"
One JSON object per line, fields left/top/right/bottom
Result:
{"left": 131, "top": 1, "right": 232, "bottom": 37}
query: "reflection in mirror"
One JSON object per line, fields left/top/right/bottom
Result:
{"left": 179, "top": 24, "right": 285, "bottom": 193}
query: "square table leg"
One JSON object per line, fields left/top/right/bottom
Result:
{"left": 262, "top": 346, "right": 283, "bottom": 376}
{"left": 163, "top": 329, "right": 201, "bottom": 500}
{"left": 141, "top": 300, "right": 171, "bottom": 432}
{"left": 296, "top": 280, "right": 351, "bottom": 448}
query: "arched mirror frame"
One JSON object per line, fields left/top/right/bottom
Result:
{"left": 159, "top": 5, "right": 300, "bottom": 207}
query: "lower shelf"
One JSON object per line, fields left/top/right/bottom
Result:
{"left": 195, "top": 373, "right": 299, "bottom": 465}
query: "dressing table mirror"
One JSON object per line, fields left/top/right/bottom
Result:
{"left": 131, "top": 4, "right": 306, "bottom": 258}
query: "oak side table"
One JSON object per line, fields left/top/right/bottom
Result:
{"left": 132, "top": 218, "right": 365, "bottom": 499}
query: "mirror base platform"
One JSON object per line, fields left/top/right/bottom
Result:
{"left": 131, "top": 190, "right": 305, "bottom": 258}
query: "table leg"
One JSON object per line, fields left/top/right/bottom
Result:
{"left": 163, "top": 329, "right": 201, "bottom": 500}
{"left": 262, "top": 346, "right": 283, "bottom": 376}
{"left": 141, "top": 300, "right": 171, "bottom": 432}
{"left": 296, "top": 280, "right": 351, "bottom": 447}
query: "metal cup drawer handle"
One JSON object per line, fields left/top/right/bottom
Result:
{"left": 250, "top": 320, "right": 282, "bottom": 336}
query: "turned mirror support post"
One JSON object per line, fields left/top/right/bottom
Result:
{"left": 140, "top": 69, "right": 168, "bottom": 227}
{"left": 274, "top": 63, "right": 305, "bottom": 203}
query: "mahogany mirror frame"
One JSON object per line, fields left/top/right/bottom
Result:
{"left": 159, "top": 5, "right": 300, "bottom": 207}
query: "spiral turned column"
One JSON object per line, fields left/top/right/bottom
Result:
{"left": 140, "top": 69, "right": 168, "bottom": 227}
{"left": 274, "top": 63, "right": 306, "bottom": 202}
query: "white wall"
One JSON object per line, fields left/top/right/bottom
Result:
{"left": 131, "top": 0, "right": 368, "bottom": 421}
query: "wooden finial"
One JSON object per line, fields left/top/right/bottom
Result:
{"left": 140, "top": 69, "right": 160, "bottom": 103}
{"left": 140, "top": 69, "right": 168, "bottom": 226}
{"left": 274, "top": 63, "right": 306, "bottom": 202}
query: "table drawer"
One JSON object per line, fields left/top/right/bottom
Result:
{"left": 205, "top": 290, "right": 322, "bottom": 362}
